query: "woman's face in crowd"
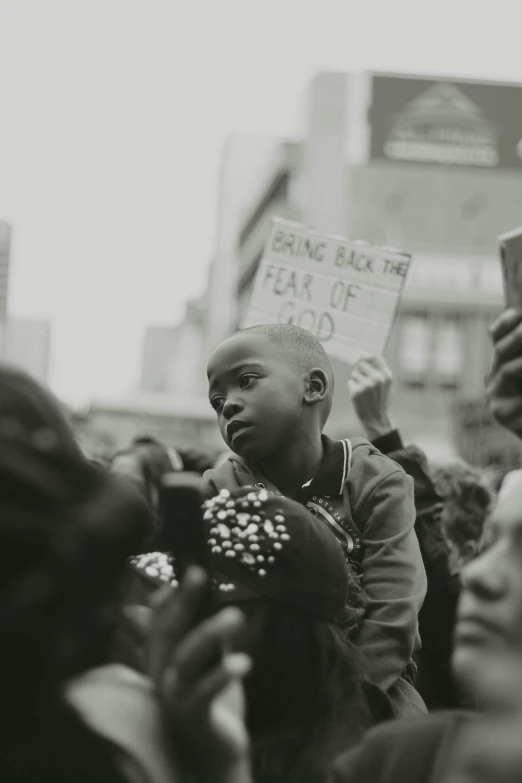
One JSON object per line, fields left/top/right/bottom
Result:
{"left": 453, "top": 472, "right": 522, "bottom": 702}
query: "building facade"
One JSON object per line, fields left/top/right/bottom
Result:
{"left": 84, "top": 393, "right": 223, "bottom": 455}
{"left": 3, "top": 317, "right": 51, "bottom": 383}
{"left": 206, "top": 71, "right": 522, "bottom": 466}
{"left": 141, "top": 297, "right": 207, "bottom": 397}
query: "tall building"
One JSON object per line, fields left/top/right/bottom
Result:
{"left": 141, "top": 297, "right": 207, "bottom": 396}
{"left": 205, "top": 134, "right": 291, "bottom": 358}
{"left": 204, "top": 71, "right": 522, "bottom": 466}
{"left": 4, "top": 318, "right": 52, "bottom": 383}
{"left": 141, "top": 325, "right": 179, "bottom": 392}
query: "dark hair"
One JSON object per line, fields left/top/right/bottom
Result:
{"left": 245, "top": 601, "right": 387, "bottom": 783}
{"left": 2, "top": 699, "right": 128, "bottom": 783}
{"left": 238, "top": 323, "right": 335, "bottom": 393}
{"left": 431, "top": 461, "right": 495, "bottom": 563}
{"left": 0, "top": 366, "right": 152, "bottom": 781}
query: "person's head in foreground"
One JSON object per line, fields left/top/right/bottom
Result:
{"left": 452, "top": 468, "right": 522, "bottom": 710}
{"left": 0, "top": 366, "right": 154, "bottom": 781}
{"left": 207, "top": 325, "right": 334, "bottom": 465}
{"left": 134, "top": 486, "right": 385, "bottom": 783}
{"left": 430, "top": 461, "right": 495, "bottom": 574}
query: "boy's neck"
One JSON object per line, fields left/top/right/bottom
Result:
{"left": 256, "top": 430, "right": 324, "bottom": 499}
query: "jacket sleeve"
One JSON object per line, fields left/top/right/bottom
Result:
{"left": 372, "top": 430, "right": 443, "bottom": 518}
{"left": 352, "top": 465, "right": 427, "bottom": 691}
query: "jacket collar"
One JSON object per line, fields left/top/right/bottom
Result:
{"left": 303, "top": 435, "right": 351, "bottom": 497}
{"left": 246, "top": 435, "right": 351, "bottom": 499}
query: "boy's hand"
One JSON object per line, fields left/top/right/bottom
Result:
{"left": 486, "top": 309, "right": 522, "bottom": 440}
{"left": 348, "top": 357, "right": 396, "bottom": 440}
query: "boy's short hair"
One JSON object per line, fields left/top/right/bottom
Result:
{"left": 237, "top": 324, "right": 335, "bottom": 392}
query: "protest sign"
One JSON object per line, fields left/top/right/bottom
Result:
{"left": 499, "top": 227, "right": 522, "bottom": 308}
{"left": 241, "top": 218, "right": 411, "bottom": 365}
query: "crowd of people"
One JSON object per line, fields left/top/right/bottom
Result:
{"left": 2, "top": 305, "right": 522, "bottom": 782}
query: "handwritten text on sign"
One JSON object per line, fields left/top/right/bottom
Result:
{"left": 241, "top": 219, "right": 412, "bottom": 365}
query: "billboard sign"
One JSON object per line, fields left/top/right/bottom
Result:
{"left": 370, "top": 74, "right": 522, "bottom": 170}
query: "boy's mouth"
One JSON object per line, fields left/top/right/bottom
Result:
{"left": 227, "top": 420, "right": 252, "bottom": 443}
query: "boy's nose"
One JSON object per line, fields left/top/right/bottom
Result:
{"left": 222, "top": 397, "right": 243, "bottom": 420}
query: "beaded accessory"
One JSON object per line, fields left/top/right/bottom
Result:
{"left": 129, "top": 488, "right": 291, "bottom": 594}
{"left": 203, "top": 488, "right": 290, "bottom": 584}
{"left": 129, "top": 551, "right": 179, "bottom": 587}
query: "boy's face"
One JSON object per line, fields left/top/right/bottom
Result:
{"left": 207, "top": 334, "right": 305, "bottom": 461}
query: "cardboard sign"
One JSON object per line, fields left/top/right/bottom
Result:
{"left": 241, "top": 218, "right": 411, "bottom": 365}
{"left": 499, "top": 227, "right": 522, "bottom": 308}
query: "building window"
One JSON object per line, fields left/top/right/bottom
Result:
{"left": 434, "top": 317, "right": 463, "bottom": 389}
{"left": 398, "top": 314, "right": 430, "bottom": 387}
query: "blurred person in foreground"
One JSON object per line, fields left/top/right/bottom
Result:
{"left": 130, "top": 486, "right": 392, "bottom": 783}
{"left": 348, "top": 356, "right": 462, "bottom": 709}
{"left": 0, "top": 365, "right": 253, "bottom": 783}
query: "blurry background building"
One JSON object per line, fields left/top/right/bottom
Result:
{"left": 0, "top": 220, "right": 52, "bottom": 384}
{"left": 195, "top": 71, "right": 522, "bottom": 468}
{"left": 80, "top": 394, "right": 221, "bottom": 457}
{"left": 3, "top": 317, "right": 51, "bottom": 383}
{"left": 141, "top": 297, "right": 206, "bottom": 396}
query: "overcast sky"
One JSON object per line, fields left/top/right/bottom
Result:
{"left": 0, "top": 0, "right": 520, "bottom": 406}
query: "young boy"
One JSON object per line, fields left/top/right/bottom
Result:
{"left": 203, "top": 323, "right": 427, "bottom": 716}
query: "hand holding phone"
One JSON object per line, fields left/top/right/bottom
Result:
{"left": 160, "top": 472, "right": 216, "bottom": 623}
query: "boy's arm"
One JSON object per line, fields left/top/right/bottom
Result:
{"left": 354, "top": 467, "right": 427, "bottom": 692}
{"left": 371, "top": 432, "right": 444, "bottom": 520}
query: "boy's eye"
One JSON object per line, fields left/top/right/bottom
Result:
{"left": 239, "top": 374, "right": 258, "bottom": 389}
{"left": 210, "top": 396, "right": 224, "bottom": 412}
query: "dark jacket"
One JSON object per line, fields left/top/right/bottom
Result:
{"left": 202, "top": 434, "right": 427, "bottom": 717}
{"left": 372, "top": 430, "right": 463, "bottom": 709}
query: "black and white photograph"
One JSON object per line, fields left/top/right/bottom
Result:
{"left": 1, "top": 2, "right": 522, "bottom": 781}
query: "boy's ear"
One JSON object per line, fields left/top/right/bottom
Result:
{"left": 304, "top": 369, "right": 329, "bottom": 406}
